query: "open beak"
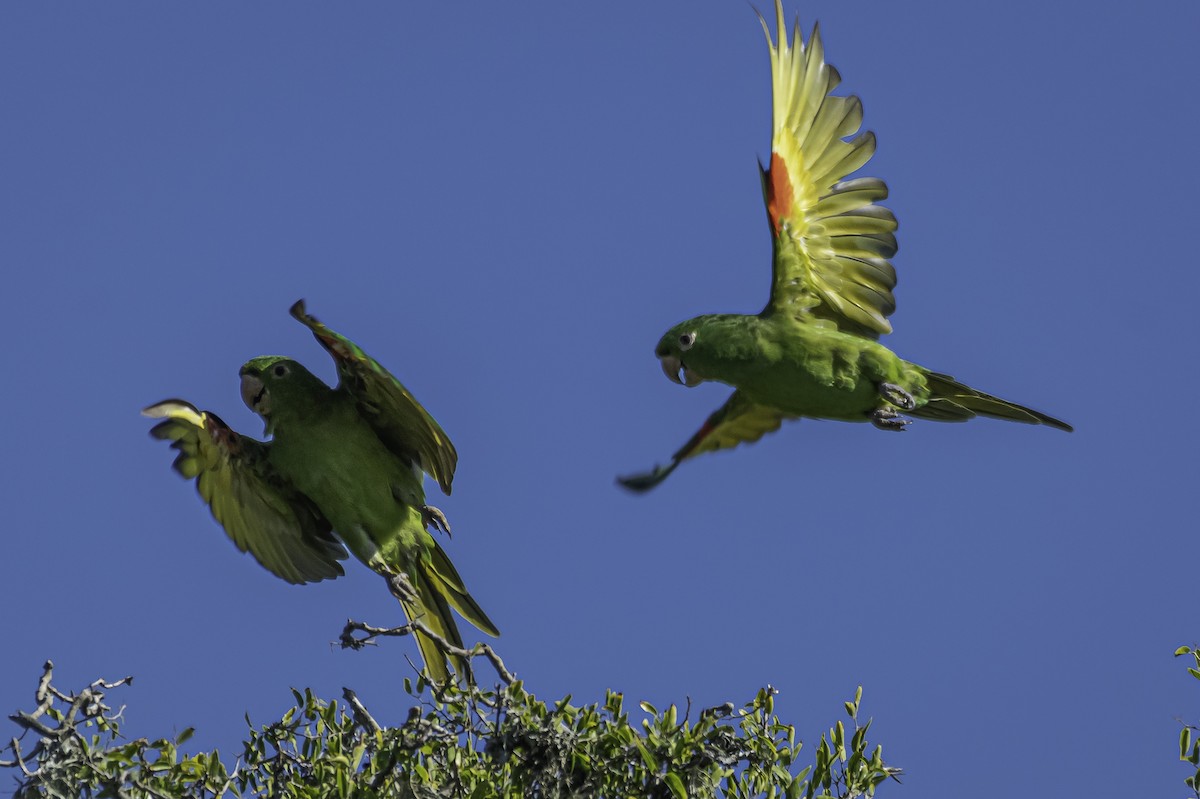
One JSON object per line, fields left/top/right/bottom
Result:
{"left": 659, "top": 355, "right": 703, "bottom": 387}
{"left": 240, "top": 373, "right": 267, "bottom": 412}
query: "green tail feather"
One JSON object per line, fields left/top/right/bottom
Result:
{"left": 400, "top": 567, "right": 470, "bottom": 684}
{"left": 389, "top": 541, "right": 498, "bottom": 685}
{"left": 428, "top": 541, "right": 500, "bottom": 638}
{"left": 910, "top": 371, "right": 1072, "bottom": 432}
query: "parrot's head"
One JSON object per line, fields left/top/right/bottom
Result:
{"left": 653, "top": 314, "right": 743, "bottom": 388}
{"left": 239, "top": 356, "right": 327, "bottom": 424}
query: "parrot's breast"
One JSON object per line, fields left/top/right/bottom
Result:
{"left": 268, "top": 396, "right": 424, "bottom": 551}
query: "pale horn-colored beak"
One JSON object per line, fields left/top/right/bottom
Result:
{"left": 660, "top": 355, "right": 683, "bottom": 385}
{"left": 240, "top": 373, "right": 267, "bottom": 412}
{"left": 659, "top": 355, "right": 704, "bottom": 387}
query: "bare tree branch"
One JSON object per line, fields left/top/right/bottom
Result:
{"left": 342, "top": 688, "right": 382, "bottom": 735}
{"left": 339, "top": 618, "right": 516, "bottom": 685}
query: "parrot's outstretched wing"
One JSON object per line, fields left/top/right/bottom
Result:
{"left": 290, "top": 300, "right": 458, "bottom": 495}
{"left": 144, "top": 400, "right": 347, "bottom": 584}
{"left": 618, "top": 391, "right": 793, "bottom": 492}
{"left": 758, "top": 0, "right": 898, "bottom": 340}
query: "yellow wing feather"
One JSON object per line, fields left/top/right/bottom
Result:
{"left": 618, "top": 392, "right": 793, "bottom": 493}
{"left": 758, "top": 0, "right": 898, "bottom": 339}
{"left": 144, "top": 400, "right": 347, "bottom": 584}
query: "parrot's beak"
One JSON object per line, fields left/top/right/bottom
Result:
{"left": 659, "top": 355, "right": 704, "bottom": 388}
{"left": 660, "top": 355, "right": 683, "bottom": 385}
{"left": 240, "top": 373, "right": 267, "bottom": 413}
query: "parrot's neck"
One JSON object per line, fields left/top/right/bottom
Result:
{"left": 696, "top": 313, "right": 775, "bottom": 360}
{"left": 687, "top": 314, "right": 801, "bottom": 387}
{"left": 262, "top": 386, "right": 340, "bottom": 438}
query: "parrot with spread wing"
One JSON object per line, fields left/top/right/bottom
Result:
{"left": 618, "top": 1, "right": 1070, "bottom": 493}
{"left": 145, "top": 301, "right": 498, "bottom": 683}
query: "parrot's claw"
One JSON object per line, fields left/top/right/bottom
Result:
{"left": 386, "top": 571, "right": 418, "bottom": 604}
{"left": 878, "top": 382, "right": 916, "bottom": 411}
{"left": 421, "top": 504, "right": 452, "bottom": 538}
{"left": 871, "top": 407, "right": 911, "bottom": 431}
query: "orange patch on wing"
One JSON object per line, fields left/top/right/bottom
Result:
{"left": 677, "top": 418, "right": 717, "bottom": 460}
{"left": 766, "top": 151, "right": 794, "bottom": 236}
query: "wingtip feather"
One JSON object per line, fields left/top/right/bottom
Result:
{"left": 616, "top": 463, "right": 676, "bottom": 494}
{"left": 142, "top": 399, "right": 201, "bottom": 419}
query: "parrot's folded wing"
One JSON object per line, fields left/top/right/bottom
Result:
{"left": 290, "top": 300, "right": 457, "bottom": 495}
{"left": 144, "top": 400, "right": 347, "bottom": 584}
{"left": 758, "top": 0, "right": 897, "bottom": 340}
{"left": 618, "top": 391, "right": 793, "bottom": 493}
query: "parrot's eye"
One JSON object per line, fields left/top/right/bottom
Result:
{"left": 272, "top": 364, "right": 289, "bottom": 378}
{"left": 678, "top": 332, "right": 696, "bottom": 351}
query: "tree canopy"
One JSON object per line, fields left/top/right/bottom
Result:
{"left": 3, "top": 656, "right": 899, "bottom": 799}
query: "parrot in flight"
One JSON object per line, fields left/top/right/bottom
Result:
{"left": 618, "top": 0, "right": 1071, "bottom": 493}
{"left": 145, "top": 301, "right": 498, "bottom": 683}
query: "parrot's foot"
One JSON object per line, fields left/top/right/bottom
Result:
{"left": 871, "top": 407, "right": 910, "bottom": 431}
{"left": 421, "top": 504, "right": 452, "bottom": 538}
{"left": 878, "top": 382, "right": 916, "bottom": 411}
{"left": 386, "top": 571, "right": 418, "bottom": 604}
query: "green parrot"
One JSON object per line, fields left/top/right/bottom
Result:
{"left": 619, "top": 0, "right": 1070, "bottom": 493}
{"left": 145, "top": 300, "right": 498, "bottom": 683}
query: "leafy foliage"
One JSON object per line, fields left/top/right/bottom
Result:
{"left": 1176, "top": 645, "right": 1200, "bottom": 798}
{"left": 3, "top": 661, "right": 900, "bottom": 798}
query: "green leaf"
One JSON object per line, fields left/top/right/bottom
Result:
{"left": 664, "top": 771, "right": 687, "bottom": 799}
{"left": 635, "top": 739, "right": 659, "bottom": 771}
{"left": 1183, "top": 728, "right": 1192, "bottom": 760}
{"left": 208, "top": 748, "right": 223, "bottom": 776}
{"left": 1175, "top": 646, "right": 1193, "bottom": 656}
{"left": 2, "top": 666, "right": 904, "bottom": 798}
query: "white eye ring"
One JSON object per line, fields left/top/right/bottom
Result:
{"left": 678, "top": 332, "right": 696, "bottom": 351}
{"left": 272, "top": 363, "right": 289, "bottom": 378}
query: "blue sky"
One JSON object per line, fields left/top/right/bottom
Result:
{"left": 3, "top": 2, "right": 1198, "bottom": 796}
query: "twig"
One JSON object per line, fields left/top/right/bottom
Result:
{"left": 4, "top": 737, "right": 35, "bottom": 777}
{"left": 339, "top": 618, "right": 516, "bottom": 685}
{"left": 8, "top": 711, "right": 59, "bottom": 738}
{"left": 341, "top": 688, "right": 382, "bottom": 735}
